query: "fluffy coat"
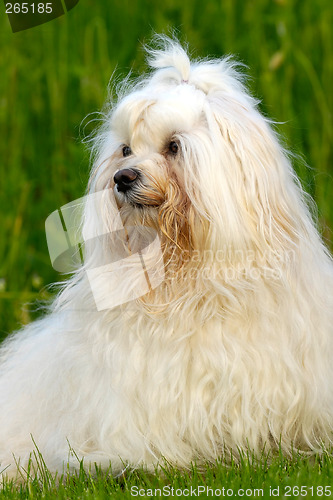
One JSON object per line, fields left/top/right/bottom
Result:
{"left": 1, "top": 36, "right": 333, "bottom": 480}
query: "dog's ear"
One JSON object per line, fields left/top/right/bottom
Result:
{"left": 212, "top": 104, "right": 314, "bottom": 253}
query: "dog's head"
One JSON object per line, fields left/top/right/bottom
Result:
{"left": 88, "top": 36, "right": 309, "bottom": 274}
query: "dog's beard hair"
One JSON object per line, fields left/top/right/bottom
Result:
{"left": 1, "top": 36, "right": 333, "bottom": 481}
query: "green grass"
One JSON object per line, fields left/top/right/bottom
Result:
{"left": 1, "top": 450, "right": 332, "bottom": 498}
{"left": 0, "top": 0, "right": 333, "bottom": 336}
{"left": 0, "top": 0, "right": 333, "bottom": 495}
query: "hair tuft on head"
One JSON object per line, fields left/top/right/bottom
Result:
{"left": 144, "top": 33, "right": 192, "bottom": 84}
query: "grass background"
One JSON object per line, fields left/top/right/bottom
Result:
{"left": 0, "top": 0, "right": 332, "bottom": 496}
{"left": 0, "top": 0, "right": 333, "bottom": 338}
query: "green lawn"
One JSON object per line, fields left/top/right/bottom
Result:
{"left": 1, "top": 0, "right": 333, "bottom": 495}
{"left": 1, "top": 450, "right": 332, "bottom": 498}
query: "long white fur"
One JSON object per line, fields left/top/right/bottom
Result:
{"left": 1, "top": 36, "right": 333, "bottom": 481}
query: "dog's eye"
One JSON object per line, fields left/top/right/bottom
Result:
{"left": 122, "top": 145, "right": 132, "bottom": 157}
{"left": 168, "top": 141, "right": 179, "bottom": 155}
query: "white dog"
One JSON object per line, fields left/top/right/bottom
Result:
{"left": 1, "top": 36, "right": 333, "bottom": 481}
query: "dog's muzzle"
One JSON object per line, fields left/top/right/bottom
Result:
{"left": 114, "top": 168, "right": 139, "bottom": 193}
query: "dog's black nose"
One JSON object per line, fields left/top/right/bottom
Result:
{"left": 114, "top": 168, "right": 138, "bottom": 192}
